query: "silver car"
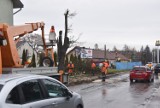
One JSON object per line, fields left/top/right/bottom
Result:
{"left": 0, "top": 74, "right": 83, "bottom": 108}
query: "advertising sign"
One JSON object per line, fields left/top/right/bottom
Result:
{"left": 81, "top": 49, "right": 92, "bottom": 58}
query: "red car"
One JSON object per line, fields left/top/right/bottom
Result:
{"left": 130, "top": 66, "right": 154, "bottom": 83}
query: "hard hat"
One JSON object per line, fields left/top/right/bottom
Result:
{"left": 50, "top": 26, "right": 55, "bottom": 33}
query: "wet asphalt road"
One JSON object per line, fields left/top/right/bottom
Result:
{"left": 69, "top": 72, "right": 160, "bottom": 108}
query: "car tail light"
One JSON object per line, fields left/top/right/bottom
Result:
{"left": 130, "top": 71, "right": 134, "bottom": 74}
{"left": 143, "top": 72, "right": 148, "bottom": 76}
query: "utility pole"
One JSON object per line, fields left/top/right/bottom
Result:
{"left": 158, "top": 47, "right": 159, "bottom": 63}
{"left": 104, "top": 44, "right": 106, "bottom": 60}
{"left": 155, "top": 40, "right": 160, "bottom": 63}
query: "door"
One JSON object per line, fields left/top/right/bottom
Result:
{"left": 5, "top": 86, "right": 22, "bottom": 108}
{"left": 41, "top": 79, "right": 73, "bottom": 108}
{"left": 20, "top": 79, "right": 54, "bottom": 108}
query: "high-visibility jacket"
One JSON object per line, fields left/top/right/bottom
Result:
{"left": 67, "top": 63, "right": 74, "bottom": 73}
{"left": 91, "top": 63, "right": 96, "bottom": 69}
{"left": 50, "top": 29, "right": 55, "bottom": 33}
{"left": 148, "top": 64, "right": 152, "bottom": 68}
{"left": 101, "top": 62, "right": 109, "bottom": 73}
{"left": 104, "top": 62, "right": 109, "bottom": 68}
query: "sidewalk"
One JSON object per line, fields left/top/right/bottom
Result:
{"left": 145, "top": 77, "right": 160, "bottom": 108}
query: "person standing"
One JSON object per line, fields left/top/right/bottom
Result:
{"left": 67, "top": 61, "right": 74, "bottom": 76}
{"left": 101, "top": 60, "right": 109, "bottom": 81}
{"left": 105, "top": 60, "right": 109, "bottom": 74}
{"left": 91, "top": 62, "right": 96, "bottom": 76}
{"left": 148, "top": 63, "right": 153, "bottom": 70}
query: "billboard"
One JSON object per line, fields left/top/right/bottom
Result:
{"left": 81, "top": 49, "right": 92, "bottom": 58}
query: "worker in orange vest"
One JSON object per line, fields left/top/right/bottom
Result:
{"left": 91, "top": 62, "right": 96, "bottom": 76}
{"left": 148, "top": 63, "right": 153, "bottom": 70}
{"left": 67, "top": 61, "right": 74, "bottom": 76}
{"left": 50, "top": 26, "right": 55, "bottom": 32}
{"left": 49, "top": 26, "right": 56, "bottom": 44}
{"left": 105, "top": 60, "right": 109, "bottom": 74}
{"left": 101, "top": 60, "right": 109, "bottom": 81}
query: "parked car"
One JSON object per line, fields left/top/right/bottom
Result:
{"left": 154, "top": 63, "right": 160, "bottom": 75}
{"left": 0, "top": 74, "right": 84, "bottom": 108}
{"left": 129, "top": 66, "right": 154, "bottom": 83}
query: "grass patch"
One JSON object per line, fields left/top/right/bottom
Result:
{"left": 108, "top": 69, "right": 129, "bottom": 74}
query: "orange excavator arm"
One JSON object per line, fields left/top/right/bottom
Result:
{"left": 0, "top": 22, "right": 47, "bottom": 74}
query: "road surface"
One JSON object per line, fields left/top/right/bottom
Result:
{"left": 69, "top": 72, "right": 160, "bottom": 108}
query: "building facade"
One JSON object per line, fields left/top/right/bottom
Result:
{"left": 0, "top": 0, "right": 23, "bottom": 25}
{"left": 16, "top": 40, "right": 38, "bottom": 65}
{"left": 66, "top": 46, "right": 129, "bottom": 63}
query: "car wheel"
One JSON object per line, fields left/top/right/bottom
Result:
{"left": 155, "top": 72, "right": 158, "bottom": 76}
{"left": 42, "top": 57, "right": 54, "bottom": 67}
{"left": 130, "top": 79, "right": 133, "bottom": 83}
{"left": 147, "top": 78, "right": 152, "bottom": 83}
{"left": 151, "top": 78, "right": 154, "bottom": 82}
{"left": 77, "top": 105, "right": 83, "bottom": 108}
{"left": 102, "top": 78, "right": 105, "bottom": 82}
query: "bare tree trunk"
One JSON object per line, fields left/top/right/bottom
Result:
{"left": 57, "top": 10, "right": 70, "bottom": 72}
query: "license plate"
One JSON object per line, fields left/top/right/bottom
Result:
{"left": 135, "top": 73, "right": 141, "bottom": 75}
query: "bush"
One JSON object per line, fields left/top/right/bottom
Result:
{"left": 28, "top": 53, "right": 36, "bottom": 67}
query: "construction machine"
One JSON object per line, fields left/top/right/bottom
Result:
{"left": 0, "top": 22, "right": 55, "bottom": 74}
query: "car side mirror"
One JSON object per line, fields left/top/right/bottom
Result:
{"left": 64, "top": 89, "right": 73, "bottom": 100}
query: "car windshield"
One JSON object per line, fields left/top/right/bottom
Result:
{"left": 0, "top": 84, "right": 3, "bottom": 92}
{"left": 132, "top": 67, "right": 146, "bottom": 71}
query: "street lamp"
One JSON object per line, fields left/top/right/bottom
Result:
{"left": 155, "top": 40, "right": 160, "bottom": 63}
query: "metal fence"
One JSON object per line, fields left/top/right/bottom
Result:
{"left": 115, "top": 62, "right": 142, "bottom": 70}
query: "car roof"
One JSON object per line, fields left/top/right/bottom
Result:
{"left": 133, "top": 66, "right": 151, "bottom": 69}
{"left": 0, "top": 74, "right": 49, "bottom": 84}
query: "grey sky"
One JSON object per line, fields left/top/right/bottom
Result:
{"left": 14, "top": 0, "right": 160, "bottom": 50}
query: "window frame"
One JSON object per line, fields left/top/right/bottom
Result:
{"left": 40, "top": 79, "right": 69, "bottom": 98}
{"left": 5, "top": 85, "right": 23, "bottom": 104}
{"left": 19, "top": 79, "right": 46, "bottom": 104}
{"left": 0, "top": 84, "right": 3, "bottom": 92}
{"left": 132, "top": 67, "right": 146, "bottom": 71}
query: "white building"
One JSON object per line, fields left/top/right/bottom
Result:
{"left": 0, "top": 0, "right": 23, "bottom": 25}
{"left": 16, "top": 40, "right": 38, "bottom": 66}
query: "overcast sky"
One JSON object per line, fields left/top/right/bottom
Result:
{"left": 14, "top": 0, "right": 160, "bottom": 51}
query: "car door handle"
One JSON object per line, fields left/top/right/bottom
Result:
{"left": 52, "top": 102, "right": 57, "bottom": 105}
{"left": 52, "top": 102, "right": 59, "bottom": 107}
